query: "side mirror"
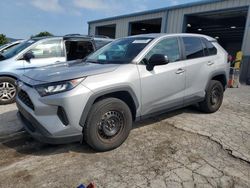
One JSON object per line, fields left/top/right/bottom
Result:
{"left": 146, "top": 54, "right": 169, "bottom": 71}
{"left": 23, "top": 52, "right": 35, "bottom": 62}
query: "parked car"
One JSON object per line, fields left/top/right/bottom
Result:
{"left": 0, "top": 40, "right": 24, "bottom": 54}
{"left": 16, "top": 33, "right": 230, "bottom": 151}
{"left": 0, "top": 35, "right": 113, "bottom": 104}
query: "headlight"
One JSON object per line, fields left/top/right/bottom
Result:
{"left": 35, "top": 77, "right": 85, "bottom": 96}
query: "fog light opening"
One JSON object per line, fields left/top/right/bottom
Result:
{"left": 57, "top": 106, "right": 69, "bottom": 126}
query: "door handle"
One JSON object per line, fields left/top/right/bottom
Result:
{"left": 207, "top": 61, "right": 214, "bottom": 66}
{"left": 175, "top": 68, "right": 185, "bottom": 74}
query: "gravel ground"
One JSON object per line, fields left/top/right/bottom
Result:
{"left": 0, "top": 86, "right": 249, "bottom": 188}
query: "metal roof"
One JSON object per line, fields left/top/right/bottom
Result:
{"left": 88, "top": 0, "right": 223, "bottom": 24}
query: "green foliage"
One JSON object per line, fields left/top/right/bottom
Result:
{"left": 33, "top": 31, "right": 54, "bottom": 38}
{"left": 0, "top": 34, "right": 9, "bottom": 46}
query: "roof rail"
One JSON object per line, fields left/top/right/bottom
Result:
{"left": 89, "top": 35, "right": 110, "bottom": 39}
{"left": 64, "top": 34, "right": 81, "bottom": 36}
{"left": 63, "top": 34, "right": 110, "bottom": 39}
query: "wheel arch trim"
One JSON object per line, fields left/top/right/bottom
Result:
{"left": 0, "top": 73, "right": 18, "bottom": 80}
{"left": 79, "top": 86, "right": 139, "bottom": 127}
{"left": 206, "top": 71, "right": 227, "bottom": 90}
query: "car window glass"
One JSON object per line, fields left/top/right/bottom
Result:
{"left": 206, "top": 41, "right": 217, "bottom": 55}
{"left": 201, "top": 38, "right": 217, "bottom": 56}
{"left": 29, "top": 39, "right": 64, "bottom": 59}
{"left": 183, "top": 37, "right": 204, "bottom": 59}
{"left": 1, "top": 39, "right": 37, "bottom": 60}
{"left": 1, "top": 43, "right": 18, "bottom": 53}
{"left": 142, "top": 37, "right": 180, "bottom": 64}
{"left": 66, "top": 40, "right": 94, "bottom": 61}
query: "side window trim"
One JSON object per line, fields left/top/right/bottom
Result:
{"left": 60, "top": 39, "right": 66, "bottom": 58}
{"left": 90, "top": 39, "right": 96, "bottom": 51}
{"left": 180, "top": 37, "right": 188, "bottom": 60}
{"left": 201, "top": 38, "right": 209, "bottom": 56}
{"left": 178, "top": 36, "right": 186, "bottom": 61}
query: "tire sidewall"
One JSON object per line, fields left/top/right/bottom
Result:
{"left": 205, "top": 81, "right": 224, "bottom": 112}
{"left": 85, "top": 98, "right": 132, "bottom": 151}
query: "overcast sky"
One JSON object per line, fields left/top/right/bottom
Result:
{"left": 0, "top": 0, "right": 201, "bottom": 39}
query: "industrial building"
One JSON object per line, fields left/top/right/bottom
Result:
{"left": 88, "top": 0, "right": 250, "bottom": 83}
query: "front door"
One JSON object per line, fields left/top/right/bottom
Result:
{"left": 137, "top": 37, "right": 186, "bottom": 116}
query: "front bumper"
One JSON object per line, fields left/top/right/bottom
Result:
{"left": 17, "top": 102, "right": 82, "bottom": 144}
{"left": 16, "top": 82, "right": 92, "bottom": 144}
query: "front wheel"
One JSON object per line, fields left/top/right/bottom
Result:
{"left": 0, "top": 77, "right": 17, "bottom": 105}
{"left": 199, "top": 80, "right": 224, "bottom": 113}
{"left": 84, "top": 98, "right": 132, "bottom": 152}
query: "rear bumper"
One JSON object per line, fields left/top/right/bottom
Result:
{"left": 17, "top": 101, "right": 82, "bottom": 144}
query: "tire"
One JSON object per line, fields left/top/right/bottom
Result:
{"left": 0, "top": 77, "right": 17, "bottom": 105}
{"left": 84, "top": 98, "right": 132, "bottom": 152}
{"left": 199, "top": 80, "right": 224, "bottom": 113}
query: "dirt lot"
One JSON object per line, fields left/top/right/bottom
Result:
{"left": 0, "top": 86, "right": 250, "bottom": 188}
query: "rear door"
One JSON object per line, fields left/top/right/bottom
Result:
{"left": 138, "top": 37, "right": 186, "bottom": 116}
{"left": 181, "top": 36, "right": 217, "bottom": 104}
{"left": 23, "top": 39, "right": 66, "bottom": 72}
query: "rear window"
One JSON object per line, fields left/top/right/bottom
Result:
{"left": 183, "top": 37, "right": 204, "bottom": 59}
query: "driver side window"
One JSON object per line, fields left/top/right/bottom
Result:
{"left": 141, "top": 37, "right": 180, "bottom": 65}
{"left": 28, "top": 39, "right": 64, "bottom": 59}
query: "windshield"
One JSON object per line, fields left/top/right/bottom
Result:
{"left": 1, "top": 39, "right": 38, "bottom": 60}
{"left": 86, "top": 37, "right": 153, "bottom": 64}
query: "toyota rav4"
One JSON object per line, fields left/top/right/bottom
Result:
{"left": 16, "top": 34, "right": 230, "bottom": 151}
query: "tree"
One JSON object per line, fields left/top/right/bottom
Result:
{"left": 0, "top": 34, "right": 9, "bottom": 46}
{"left": 33, "top": 31, "right": 54, "bottom": 38}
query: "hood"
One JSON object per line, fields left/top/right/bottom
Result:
{"left": 22, "top": 60, "right": 120, "bottom": 85}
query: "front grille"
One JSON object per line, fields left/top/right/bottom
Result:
{"left": 18, "top": 90, "right": 34, "bottom": 110}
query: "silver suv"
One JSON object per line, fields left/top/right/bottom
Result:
{"left": 16, "top": 34, "right": 230, "bottom": 151}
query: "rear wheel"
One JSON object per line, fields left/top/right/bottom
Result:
{"left": 199, "top": 80, "right": 224, "bottom": 113}
{"left": 84, "top": 98, "right": 132, "bottom": 152}
{"left": 0, "top": 77, "right": 17, "bottom": 105}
